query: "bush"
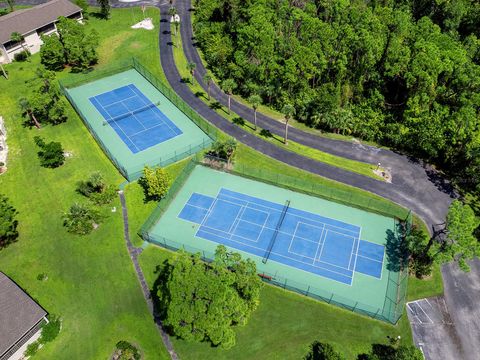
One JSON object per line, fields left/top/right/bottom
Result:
{"left": 113, "top": 341, "right": 141, "bottom": 360}
{"left": 14, "top": 50, "right": 30, "bottom": 62}
{"left": 207, "top": 139, "right": 237, "bottom": 163}
{"left": 40, "top": 315, "right": 61, "bottom": 343}
{"left": 0, "top": 194, "right": 19, "bottom": 249}
{"left": 63, "top": 203, "right": 102, "bottom": 235}
{"left": 24, "top": 341, "right": 40, "bottom": 357}
{"left": 77, "top": 172, "right": 116, "bottom": 205}
{"left": 34, "top": 136, "right": 65, "bottom": 168}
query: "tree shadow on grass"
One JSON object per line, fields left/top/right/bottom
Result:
{"left": 385, "top": 221, "right": 409, "bottom": 272}
{"left": 194, "top": 91, "right": 206, "bottom": 99}
{"left": 151, "top": 261, "right": 175, "bottom": 335}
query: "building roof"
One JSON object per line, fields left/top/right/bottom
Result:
{"left": 0, "top": 0, "right": 82, "bottom": 44}
{"left": 0, "top": 272, "right": 47, "bottom": 357}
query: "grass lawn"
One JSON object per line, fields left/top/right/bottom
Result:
{"left": 0, "top": 8, "right": 170, "bottom": 359}
{"left": 171, "top": 34, "right": 387, "bottom": 181}
{"left": 137, "top": 245, "right": 413, "bottom": 360}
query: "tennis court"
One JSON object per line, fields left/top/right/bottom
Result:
{"left": 64, "top": 69, "right": 212, "bottom": 180}
{"left": 178, "top": 188, "right": 384, "bottom": 285}
{"left": 146, "top": 165, "right": 403, "bottom": 319}
{"left": 90, "top": 84, "right": 182, "bottom": 153}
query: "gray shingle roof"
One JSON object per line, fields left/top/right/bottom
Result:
{"left": 0, "top": 0, "right": 82, "bottom": 44}
{"left": 0, "top": 272, "right": 47, "bottom": 357}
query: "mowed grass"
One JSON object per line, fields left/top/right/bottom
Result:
{"left": 171, "top": 33, "right": 387, "bottom": 181}
{"left": 0, "top": 8, "right": 169, "bottom": 359}
{"left": 137, "top": 246, "right": 413, "bottom": 360}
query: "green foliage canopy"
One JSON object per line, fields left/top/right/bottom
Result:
{"left": 140, "top": 166, "right": 171, "bottom": 201}
{"left": 33, "top": 136, "right": 65, "bottom": 168}
{"left": 0, "top": 194, "right": 18, "bottom": 249}
{"left": 442, "top": 200, "right": 480, "bottom": 271}
{"left": 157, "top": 245, "right": 262, "bottom": 349}
{"left": 194, "top": 0, "right": 480, "bottom": 191}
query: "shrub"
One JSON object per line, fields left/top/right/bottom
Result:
{"left": 24, "top": 341, "right": 40, "bottom": 357}
{"left": 34, "top": 136, "right": 65, "bottom": 168}
{"left": 113, "top": 341, "right": 141, "bottom": 360}
{"left": 40, "top": 315, "right": 61, "bottom": 343}
{"left": 63, "top": 203, "right": 102, "bottom": 235}
{"left": 77, "top": 172, "right": 116, "bottom": 205}
{"left": 0, "top": 194, "right": 19, "bottom": 249}
{"left": 14, "top": 50, "right": 30, "bottom": 62}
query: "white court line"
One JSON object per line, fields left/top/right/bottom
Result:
{"left": 228, "top": 202, "right": 247, "bottom": 235}
{"left": 102, "top": 94, "right": 139, "bottom": 108}
{"left": 219, "top": 190, "right": 361, "bottom": 237}
{"left": 93, "top": 97, "right": 141, "bottom": 153}
{"left": 197, "top": 226, "right": 354, "bottom": 284}
{"left": 311, "top": 224, "right": 326, "bottom": 264}
{"left": 129, "top": 84, "right": 181, "bottom": 135}
{"left": 356, "top": 253, "right": 384, "bottom": 263}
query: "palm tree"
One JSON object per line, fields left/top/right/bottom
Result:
{"left": 248, "top": 94, "right": 262, "bottom": 130}
{"left": 186, "top": 62, "right": 196, "bottom": 84}
{"left": 168, "top": 7, "right": 179, "bottom": 37}
{"left": 18, "top": 97, "right": 40, "bottom": 129}
{"left": 221, "top": 78, "right": 237, "bottom": 114}
{"left": 281, "top": 104, "right": 295, "bottom": 145}
{"left": 10, "top": 32, "right": 28, "bottom": 57}
{"left": 203, "top": 74, "right": 213, "bottom": 100}
{"left": 0, "top": 63, "right": 7, "bottom": 79}
{"left": 5, "top": 0, "right": 14, "bottom": 12}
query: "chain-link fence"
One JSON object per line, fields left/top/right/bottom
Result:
{"left": 140, "top": 158, "right": 409, "bottom": 324}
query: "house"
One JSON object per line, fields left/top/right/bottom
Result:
{"left": 0, "top": 0, "right": 83, "bottom": 64}
{"left": 0, "top": 272, "right": 48, "bottom": 360}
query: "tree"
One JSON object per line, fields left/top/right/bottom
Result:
{"left": 186, "top": 62, "right": 196, "bottom": 84}
{"left": 40, "top": 34, "right": 65, "bottom": 71}
{"left": 3, "top": 0, "right": 14, "bottom": 12}
{"left": 209, "top": 138, "right": 237, "bottom": 164}
{"left": 157, "top": 245, "right": 262, "bottom": 349}
{"left": 281, "top": 104, "right": 295, "bottom": 145}
{"left": 33, "top": 136, "right": 65, "bottom": 168}
{"left": 63, "top": 203, "right": 101, "bottom": 235}
{"left": 248, "top": 94, "right": 262, "bottom": 130}
{"left": 56, "top": 17, "right": 99, "bottom": 71}
{"left": 0, "top": 62, "right": 7, "bottom": 79}
{"left": 439, "top": 200, "right": 480, "bottom": 271}
{"left": 221, "top": 78, "right": 237, "bottom": 114}
{"left": 97, "top": 0, "right": 110, "bottom": 19}
{"left": 10, "top": 32, "right": 28, "bottom": 57}
{"left": 359, "top": 344, "right": 423, "bottom": 360}
{"left": 18, "top": 97, "right": 41, "bottom": 129}
{"left": 203, "top": 73, "right": 213, "bottom": 100}
{"left": 74, "top": 0, "right": 89, "bottom": 19}
{"left": 304, "top": 341, "right": 345, "bottom": 360}
{"left": 0, "top": 194, "right": 19, "bottom": 249}
{"left": 139, "top": 166, "right": 171, "bottom": 201}
{"left": 168, "top": 7, "right": 179, "bottom": 37}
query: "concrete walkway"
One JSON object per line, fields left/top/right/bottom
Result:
{"left": 118, "top": 191, "right": 178, "bottom": 360}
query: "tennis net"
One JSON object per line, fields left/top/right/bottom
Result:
{"left": 103, "top": 101, "right": 161, "bottom": 125}
{"left": 262, "top": 200, "right": 290, "bottom": 264}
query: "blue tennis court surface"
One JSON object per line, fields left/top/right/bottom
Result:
{"left": 89, "top": 84, "right": 182, "bottom": 153}
{"left": 178, "top": 188, "right": 385, "bottom": 285}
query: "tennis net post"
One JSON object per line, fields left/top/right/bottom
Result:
{"left": 262, "top": 200, "right": 290, "bottom": 264}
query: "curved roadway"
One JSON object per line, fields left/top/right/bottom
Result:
{"left": 158, "top": 0, "right": 455, "bottom": 230}
{"left": 14, "top": 0, "right": 454, "bottom": 228}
